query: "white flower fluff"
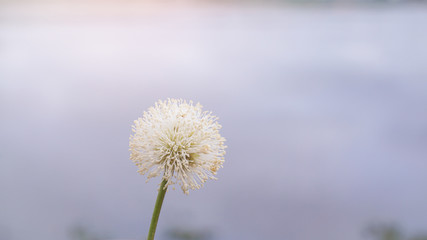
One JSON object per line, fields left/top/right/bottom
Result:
{"left": 129, "top": 99, "right": 226, "bottom": 194}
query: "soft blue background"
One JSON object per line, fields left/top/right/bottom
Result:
{"left": 1, "top": 2, "right": 427, "bottom": 240}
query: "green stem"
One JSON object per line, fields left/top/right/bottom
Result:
{"left": 147, "top": 179, "right": 168, "bottom": 240}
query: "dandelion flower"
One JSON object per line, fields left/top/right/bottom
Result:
{"left": 129, "top": 98, "right": 226, "bottom": 194}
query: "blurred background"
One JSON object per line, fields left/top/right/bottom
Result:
{"left": 1, "top": 0, "right": 427, "bottom": 240}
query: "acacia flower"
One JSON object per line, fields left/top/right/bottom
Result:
{"left": 129, "top": 98, "right": 226, "bottom": 194}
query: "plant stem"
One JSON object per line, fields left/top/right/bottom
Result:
{"left": 147, "top": 179, "right": 168, "bottom": 240}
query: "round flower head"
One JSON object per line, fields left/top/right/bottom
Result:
{"left": 129, "top": 99, "right": 226, "bottom": 194}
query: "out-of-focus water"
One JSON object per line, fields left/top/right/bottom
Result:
{"left": 1, "top": 2, "right": 427, "bottom": 240}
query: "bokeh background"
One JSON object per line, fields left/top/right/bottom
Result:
{"left": 1, "top": 0, "right": 427, "bottom": 240}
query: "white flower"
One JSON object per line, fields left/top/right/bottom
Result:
{"left": 129, "top": 99, "right": 226, "bottom": 194}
